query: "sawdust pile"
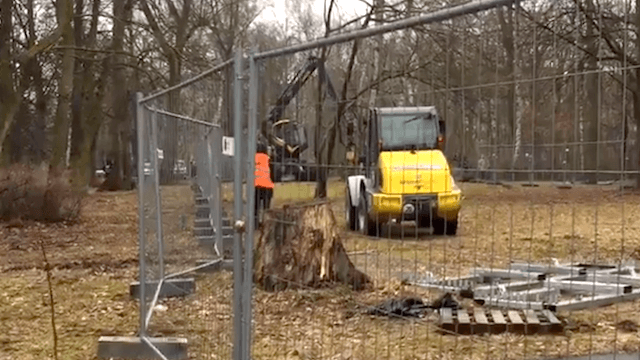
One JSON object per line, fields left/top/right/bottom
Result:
{"left": 254, "top": 201, "right": 371, "bottom": 291}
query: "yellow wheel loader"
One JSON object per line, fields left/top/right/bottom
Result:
{"left": 345, "top": 106, "right": 462, "bottom": 236}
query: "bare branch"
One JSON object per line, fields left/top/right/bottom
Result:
{"left": 39, "top": 240, "right": 58, "bottom": 360}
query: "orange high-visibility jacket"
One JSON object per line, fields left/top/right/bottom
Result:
{"left": 254, "top": 153, "right": 275, "bottom": 189}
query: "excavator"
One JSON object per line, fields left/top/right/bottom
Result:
{"left": 262, "top": 55, "right": 338, "bottom": 182}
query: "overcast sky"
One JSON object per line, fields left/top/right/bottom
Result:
{"left": 257, "top": 0, "right": 369, "bottom": 27}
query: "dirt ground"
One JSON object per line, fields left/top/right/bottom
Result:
{"left": 2, "top": 180, "right": 640, "bottom": 360}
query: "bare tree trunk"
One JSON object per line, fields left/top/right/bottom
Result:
{"left": 105, "top": 0, "right": 127, "bottom": 189}
{"left": 219, "top": 0, "right": 237, "bottom": 136}
{"left": 70, "top": 0, "right": 103, "bottom": 185}
{"left": 512, "top": 84, "right": 523, "bottom": 173}
{"left": 315, "top": 0, "right": 336, "bottom": 199}
{"left": 159, "top": 54, "right": 181, "bottom": 184}
{"left": 8, "top": 102, "right": 27, "bottom": 163}
{"left": 583, "top": 0, "right": 599, "bottom": 181}
{"left": 223, "top": 53, "right": 234, "bottom": 136}
{"left": 140, "top": 0, "right": 191, "bottom": 184}
{"left": 27, "top": 0, "right": 47, "bottom": 164}
{"left": 31, "top": 62, "right": 47, "bottom": 165}
{"left": 5, "top": 0, "right": 49, "bottom": 165}
{"left": 50, "top": 0, "right": 75, "bottom": 169}
{"left": 0, "top": 0, "right": 19, "bottom": 162}
{"left": 327, "top": 12, "right": 371, "bottom": 174}
{"left": 635, "top": 0, "right": 640, "bottom": 186}
{"left": 498, "top": 8, "right": 515, "bottom": 150}
{"left": 507, "top": 5, "right": 521, "bottom": 177}
{"left": 101, "top": 0, "right": 135, "bottom": 190}
{"left": 70, "top": 0, "right": 86, "bottom": 167}
{"left": 367, "top": 0, "right": 385, "bottom": 111}
{"left": 164, "top": 0, "right": 190, "bottom": 183}
{"left": 315, "top": 46, "right": 329, "bottom": 198}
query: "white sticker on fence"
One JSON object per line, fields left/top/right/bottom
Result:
{"left": 222, "top": 136, "right": 234, "bottom": 156}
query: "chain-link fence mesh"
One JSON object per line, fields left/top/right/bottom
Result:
{"left": 243, "top": 1, "right": 640, "bottom": 358}
{"left": 124, "top": 0, "right": 640, "bottom": 358}
{"left": 132, "top": 62, "right": 240, "bottom": 358}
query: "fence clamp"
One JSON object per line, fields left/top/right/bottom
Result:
{"left": 234, "top": 219, "right": 246, "bottom": 234}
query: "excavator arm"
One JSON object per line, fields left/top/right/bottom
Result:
{"left": 263, "top": 54, "right": 337, "bottom": 182}
{"left": 264, "top": 55, "right": 337, "bottom": 157}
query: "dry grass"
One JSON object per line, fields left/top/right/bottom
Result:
{"left": 0, "top": 164, "right": 84, "bottom": 223}
{"left": 2, "top": 180, "right": 640, "bottom": 360}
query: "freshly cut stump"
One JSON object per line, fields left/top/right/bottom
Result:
{"left": 254, "top": 201, "right": 371, "bottom": 291}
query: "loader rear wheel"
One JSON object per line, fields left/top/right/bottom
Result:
{"left": 345, "top": 189, "right": 357, "bottom": 231}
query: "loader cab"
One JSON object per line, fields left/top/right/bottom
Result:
{"left": 270, "top": 119, "right": 309, "bottom": 158}
{"left": 362, "top": 107, "right": 445, "bottom": 186}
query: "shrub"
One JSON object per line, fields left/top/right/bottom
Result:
{"left": 0, "top": 164, "right": 84, "bottom": 222}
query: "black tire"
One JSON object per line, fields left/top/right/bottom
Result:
{"left": 357, "top": 193, "right": 381, "bottom": 237}
{"left": 346, "top": 190, "right": 357, "bottom": 231}
{"left": 432, "top": 217, "right": 446, "bottom": 235}
{"left": 445, "top": 219, "right": 458, "bottom": 236}
{"left": 367, "top": 216, "right": 382, "bottom": 237}
{"left": 432, "top": 216, "right": 458, "bottom": 236}
{"left": 254, "top": 198, "right": 264, "bottom": 228}
{"left": 417, "top": 215, "right": 431, "bottom": 228}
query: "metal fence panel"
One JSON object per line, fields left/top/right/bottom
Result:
{"left": 122, "top": 60, "right": 239, "bottom": 359}
{"left": 240, "top": 1, "right": 640, "bottom": 359}
{"left": 116, "top": 0, "right": 640, "bottom": 359}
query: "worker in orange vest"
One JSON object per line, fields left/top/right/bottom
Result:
{"left": 254, "top": 140, "right": 274, "bottom": 227}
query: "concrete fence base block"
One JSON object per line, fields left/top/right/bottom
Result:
{"left": 194, "top": 218, "right": 212, "bottom": 228}
{"left": 193, "top": 227, "right": 214, "bottom": 237}
{"left": 197, "top": 236, "right": 234, "bottom": 255}
{"left": 97, "top": 336, "right": 188, "bottom": 359}
{"left": 195, "top": 208, "right": 210, "bottom": 218}
{"left": 195, "top": 259, "right": 234, "bottom": 273}
{"left": 195, "top": 197, "right": 209, "bottom": 205}
{"left": 129, "top": 278, "right": 195, "bottom": 300}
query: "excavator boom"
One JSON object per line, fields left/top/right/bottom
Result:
{"left": 266, "top": 56, "right": 336, "bottom": 127}
{"left": 264, "top": 55, "right": 337, "bottom": 182}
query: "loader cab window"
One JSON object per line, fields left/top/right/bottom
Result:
{"left": 379, "top": 113, "right": 439, "bottom": 151}
{"left": 366, "top": 109, "right": 380, "bottom": 166}
{"left": 296, "top": 126, "right": 307, "bottom": 147}
{"left": 284, "top": 126, "right": 298, "bottom": 145}
{"left": 274, "top": 122, "right": 300, "bottom": 146}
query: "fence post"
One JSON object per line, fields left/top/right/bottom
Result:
{"left": 232, "top": 49, "right": 245, "bottom": 360}
{"left": 204, "top": 133, "right": 213, "bottom": 247}
{"left": 135, "top": 92, "right": 148, "bottom": 337}
{"left": 150, "top": 109, "right": 165, "bottom": 280}
{"left": 242, "top": 48, "right": 258, "bottom": 360}
{"left": 204, "top": 130, "right": 218, "bottom": 257}
{"left": 212, "top": 128, "right": 223, "bottom": 257}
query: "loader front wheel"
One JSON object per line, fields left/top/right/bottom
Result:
{"left": 358, "top": 193, "right": 382, "bottom": 237}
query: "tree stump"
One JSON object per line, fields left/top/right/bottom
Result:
{"left": 254, "top": 201, "right": 371, "bottom": 291}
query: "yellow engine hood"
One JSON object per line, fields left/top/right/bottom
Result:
{"left": 379, "top": 150, "right": 453, "bottom": 195}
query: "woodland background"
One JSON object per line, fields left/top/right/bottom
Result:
{"left": 1, "top": 0, "right": 638, "bottom": 192}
